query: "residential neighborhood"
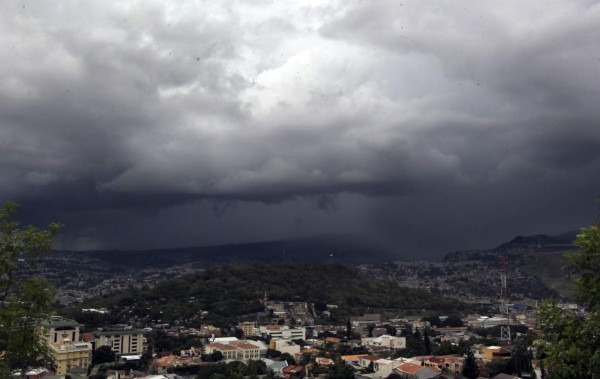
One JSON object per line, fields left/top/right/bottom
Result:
{"left": 16, "top": 290, "right": 550, "bottom": 379}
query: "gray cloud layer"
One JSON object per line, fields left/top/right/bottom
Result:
{"left": 1, "top": 0, "right": 599, "bottom": 256}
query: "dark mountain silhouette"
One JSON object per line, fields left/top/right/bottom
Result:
{"left": 495, "top": 233, "right": 575, "bottom": 250}
{"left": 443, "top": 232, "right": 577, "bottom": 262}
{"left": 75, "top": 234, "right": 395, "bottom": 269}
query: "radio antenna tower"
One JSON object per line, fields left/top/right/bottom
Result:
{"left": 498, "top": 255, "right": 511, "bottom": 342}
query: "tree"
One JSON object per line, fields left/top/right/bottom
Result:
{"left": 367, "top": 324, "right": 375, "bottom": 337}
{"left": 537, "top": 209, "right": 600, "bottom": 378}
{"left": 209, "top": 350, "right": 224, "bottom": 362}
{"left": 423, "top": 328, "right": 431, "bottom": 355}
{"left": 486, "top": 358, "right": 512, "bottom": 378}
{"left": 367, "top": 360, "right": 374, "bottom": 373}
{"left": 442, "top": 315, "right": 464, "bottom": 327}
{"left": 461, "top": 349, "right": 479, "bottom": 379}
{"left": 93, "top": 345, "right": 116, "bottom": 365}
{"left": 346, "top": 319, "right": 352, "bottom": 338}
{"left": 511, "top": 335, "right": 534, "bottom": 377}
{"left": 0, "top": 202, "right": 61, "bottom": 376}
{"left": 139, "top": 350, "right": 153, "bottom": 371}
{"left": 408, "top": 330, "right": 425, "bottom": 356}
{"left": 326, "top": 360, "right": 355, "bottom": 379}
{"left": 433, "top": 341, "right": 459, "bottom": 356}
{"left": 314, "top": 301, "right": 327, "bottom": 313}
{"left": 280, "top": 352, "right": 296, "bottom": 365}
{"left": 234, "top": 328, "right": 244, "bottom": 340}
{"left": 422, "top": 316, "right": 441, "bottom": 328}
{"left": 299, "top": 352, "right": 312, "bottom": 365}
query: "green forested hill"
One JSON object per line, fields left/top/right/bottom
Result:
{"left": 73, "top": 264, "right": 466, "bottom": 327}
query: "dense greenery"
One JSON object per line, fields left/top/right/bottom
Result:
{"left": 422, "top": 314, "right": 464, "bottom": 328}
{"left": 145, "top": 330, "right": 204, "bottom": 353}
{"left": 92, "top": 345, "right": 116, "bottom": 365}
{"left": 392, "top": 330, "right": 427, "bottom": 358}
{"left": 537, "top": 204, "right": 600, "bottom": 378}
{"left": 77, "top": 263, "right": 466, "bottom": 327}
{"left": 0, "top": 202, "right": 61, "bottom": 375}
{"left": 461, "top": 349, "right": 479, "bottom": 379}
{"left": 326, "top": 361, "right": 355, "bottom": 379}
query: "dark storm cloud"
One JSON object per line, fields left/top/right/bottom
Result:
{"left": 1, "top": 0, "right": 599, "bottom": 254}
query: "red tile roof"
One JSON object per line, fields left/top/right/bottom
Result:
{"left": 283, "top": 365, "right": 305, "bottom": 374}
{"left": 397, "top": 362, "right": 425, "bottom": 374}
{"left": 230, "top": 341, "right": 259, "bottom": 350}
{"left": 207, "top": 342, "right": 237, "bottom": 351}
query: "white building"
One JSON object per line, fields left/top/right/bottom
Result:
{"left": 258, "top": 325, "right": 306, "bottom": 340}
{"left": 361, "top": 335, "right": 406, "bottom": 351}
{"left": 271, "top": 339, "right": 301, "bottom": 355}
{"left": 204, "top": 341, "right": 260, "bottom": 361}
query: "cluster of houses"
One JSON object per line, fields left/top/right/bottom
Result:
{"left": 17, "top": 308, "right": 532, "bottom": 379}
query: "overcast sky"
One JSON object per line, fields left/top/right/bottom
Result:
{"left": 1, "top": 0, "right": 599, "bottom": 258}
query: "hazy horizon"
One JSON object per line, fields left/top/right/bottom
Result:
{"left": 2, "top": 1, "right": 599, "bottom": 259}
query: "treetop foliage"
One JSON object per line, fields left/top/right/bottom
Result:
{"left": 537, "top": 199, "right": 600, "bottom": 378}
{"left": 0, "top": 201, "right": 61, "bottom": 375}
{"left": 79, "top": 263, "right": 466, "bottom": 326}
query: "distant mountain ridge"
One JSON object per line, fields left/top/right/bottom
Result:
{"left": 438, "top": 232, "right": 579, "bottom": 299}
{"left": 68, "top": 234, "right": 395, "bottom": 269}
{"left": 495, "top": 232, "right": 576, "bottom": 250}
{"left": 40, "top": 231, "right": 580, "bottom": 304}
{"left": 442, "top": 232, "right": 578, "bottom": 262}
{"left": 62, "top": 231, "right": 580, "bottom": 269}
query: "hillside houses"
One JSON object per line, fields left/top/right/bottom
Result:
{"left": 18, "top": 297, "right": 542, "bottom": 379}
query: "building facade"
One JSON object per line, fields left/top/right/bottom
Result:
{"left": 41, "top": 316, "right": 92, "bottom": 375}
{"left": 238, "top": 322, "right": 256, "bottom": 336}
{"left": 49, "top": 340, "right": 93, "bottom": 375}
{"left": 361, "top": 335, "right": 406, "bottom": 351}
{"left": 204, "top": 341, "right": 260, "bottom": 361}
{"left": 93, "top": 329, "right": 144, "bottom": 355}
{"left": 258, "top": 325, "right": 306, "bottom": 340}
{"left": 41, "top": 316, "right": 81, "bottom": 345}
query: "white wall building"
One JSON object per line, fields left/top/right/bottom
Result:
{"left": 361, "top": 335, "right": 406, "bottom": 351}
{"left": 258, "top": 325, "right": 306, "bottom": 340}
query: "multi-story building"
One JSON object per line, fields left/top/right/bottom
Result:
{"left": 92, "top": 329, "right": 144, "bottom": 355}
{"left": 258, "top": 325, "right": 306, "bottom": 340}
{"left": 229, "top": 341, "right": 261, "bottom": 361}
{"left": 41, "top": 316, "right": 81, "bottom": 345}
{"left": 270, "top": 339, "right": 300, "bottom": 355}
{"left": 40, "top": 316, "right": 92, "bottom": 375}
{"left": 238, "top": 322, "right": 256, "bottom": 336}
{"left": 205, "top": 342, "right": 239, "bottom": 360}
{"left": 204, "top": 341, "right": 260, "bottom": 361}
{"left": 48, "top": 339, "right": 93, "bottom": 375}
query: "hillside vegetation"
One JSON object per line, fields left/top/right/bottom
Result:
{"left": 72, "top": 264, "right": 466, "bottom": 327}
